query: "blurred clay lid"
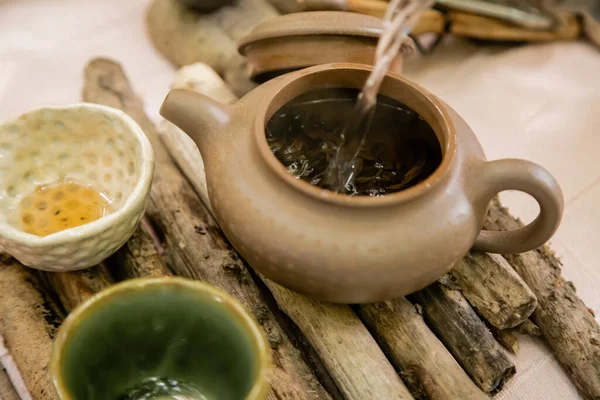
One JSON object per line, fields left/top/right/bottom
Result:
{"left": 237, "top": 11, "right": 403, "bottom": 82}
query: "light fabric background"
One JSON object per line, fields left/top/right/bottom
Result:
{"left": 1, "top": 1, "right": 599, "bottom": 399}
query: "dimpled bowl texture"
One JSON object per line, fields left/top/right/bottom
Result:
{"left": 0, "top": 103, "right": 154, "bottom": 271}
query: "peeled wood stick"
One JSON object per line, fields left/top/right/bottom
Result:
{"left": 447, "top": 10, "right": 581, "bottom": 41}
{"left": 83, "top": 57, "right": 333, "bottom": 400}
{"left": 485, "top": 198, "right": 600, "bottom": 400}
{"left": 450, "top": 251, "right": 537, "bottom": 329}
{"left": 0, "top": 255, "right": 64, "bottom": 400}
{"left": 358, "top": 299, "right": 489, "bottom": 400}
{"left": 158, "top": 62, "right": 415, "bottom": 400}
{"left": 146, "top": 0, "right": 278, "bottom": 96}
{"left": 412, "top": 282, "right": 515, "bottom": 393}
{"left": 266, "top": 283, "right": 414, "bottom": 399}
{"left": 43, "top": 264, "right": 113, "bottom": 313}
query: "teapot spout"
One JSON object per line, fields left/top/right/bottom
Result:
{"left": 160, "top": 89, "right": 231, "bottom": 151}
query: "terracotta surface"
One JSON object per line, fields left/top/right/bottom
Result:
{"left": 238, "top": 11, "right": 403, "bottom": 81}
{"left": 160, "top": 63, "right": 563, "bottom": 303}
{"left": 2, "top": 0, "right": 598, "bottom": 396}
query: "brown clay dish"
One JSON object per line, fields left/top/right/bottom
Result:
{"left": 237, "top": 11, "right": 403, "bottom": 82}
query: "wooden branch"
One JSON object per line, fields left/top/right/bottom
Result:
{"left": 451, "top": 251, "right": 537, "bottom": 329}
{"left": 266, "top": 282, "right": 414, "bottom": 399}
{"left": 484, "top": 198, "right": 600, "bottom": 400}
{"left": 412, "top": 283, "right": 515, "bottom": 393}
{"left": 158, "top": 62, "right": 416, "bottom": 400}
{"left": 0, "top": 255, "right": 64, "bottom": 400}
{"left": 358, "top": 299, "right": 488, "bottom": 400}
{"left": 108, "top": 220, "right": 171, "bottom": 280}
{"left": 146, "top": 0, "right": 279, "bottom": 96}
{"left": 83, "top": 58, "right": 334, "bottom": 400}
{"left": 447, "top": 10, "right": 581, "bottom": 42}
{"left": 44, "top": 264, "right": 113, "bottom": 313}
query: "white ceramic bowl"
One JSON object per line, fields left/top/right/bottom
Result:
{"left": 0, "top": 103, "right": 154, "bottom": 271}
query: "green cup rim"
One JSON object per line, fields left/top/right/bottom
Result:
{"left": 50, "top": 276, "right": 271, "bottom": 400}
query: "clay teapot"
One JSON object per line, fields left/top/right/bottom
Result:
{"left": 160, "top": 63, "right": 563, "bottom": 304}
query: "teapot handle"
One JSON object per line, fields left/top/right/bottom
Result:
{"left": 473, "top": 159, "right": 564, "bottom": 254}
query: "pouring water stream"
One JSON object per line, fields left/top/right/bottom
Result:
{"left": 323, "top": 0, "right": 435, "bottom": 193}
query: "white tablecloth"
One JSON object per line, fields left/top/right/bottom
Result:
{"left": 1, "top": 1, "right": 599, "bottom": 399}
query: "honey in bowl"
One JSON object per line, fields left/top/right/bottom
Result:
{"left": 19, "top": 180, "right": 113, "bottom": 237}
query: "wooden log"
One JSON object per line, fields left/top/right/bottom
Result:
{"left": 484, "top": 198, "right": 600, "bottom": 400}
{"left": 107, "top": 220, "right": 171, "bottom": 280}
{"left": 159, "top": 62, "right": 420, "bottom": 400}
{"left": 357, "top": 299, "right": 489, "bottom": 400}
{"left": 44, "top": 264, "right": 113, "bottom": 312}
{"left": 83, "top": 58, "right": 334, "bottom": 400}
{"left": 447, "top": 10, "right": 581, "bottom": 42}
{"left": 450, "top": 251, "right": 537, "bottom": 329}
{"left": 146, "top": 0, "right": 279, "bottom": 96}
{"left": 266, "top": 282, "right": 414, "bottom": 399}
{"left": 412, "top": 283, "right": 515, "bottom": 393}
{"left": 0, "top": 255, "right": 64, "bottom": 400}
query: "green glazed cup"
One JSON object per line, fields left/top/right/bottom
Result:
{"left": 50, "top": 277, "right": 270, "bottom": 400}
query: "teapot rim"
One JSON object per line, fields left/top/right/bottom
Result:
{"left": 252, "top": 63, "right": 457, "bottom": 207}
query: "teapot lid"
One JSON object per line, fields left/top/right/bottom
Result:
{"left": 238, "top": 11, "right": 402, "bottom": 82}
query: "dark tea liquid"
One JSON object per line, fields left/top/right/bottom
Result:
{"left": 266, "top": 88, "right": 442, "bottom": 197}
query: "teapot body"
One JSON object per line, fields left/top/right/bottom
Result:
{"left": 161, "top": 63, "right": 563, "bottom": 304}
